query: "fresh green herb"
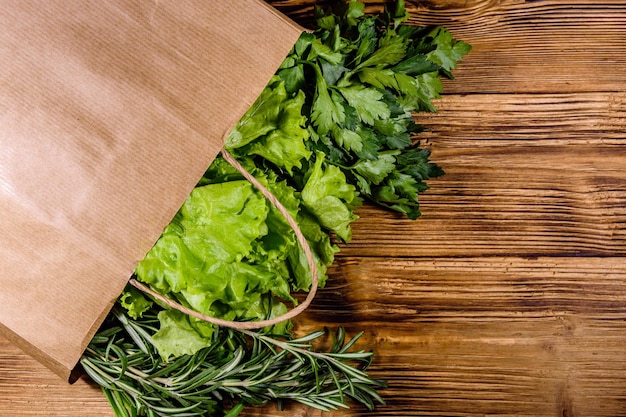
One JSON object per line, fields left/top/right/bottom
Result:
{"left": 84, "top": 1, "right": 470, "bottom": 415}
{"left": 273, "top": 0, "right": 471, "bottom": 219}
{"left": 82, "top": 308, "right": 385, "bottom": 417}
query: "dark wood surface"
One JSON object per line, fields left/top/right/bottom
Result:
{"left": 2, "top": 1, "right": 626, "bottom": 416}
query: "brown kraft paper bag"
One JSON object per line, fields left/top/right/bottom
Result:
{"left": 0, "top": 0, "right": 302, "bottom": 381}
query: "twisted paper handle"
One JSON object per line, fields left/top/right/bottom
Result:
{"left": 128, "top": 149, "right": 318, "bottom": 330}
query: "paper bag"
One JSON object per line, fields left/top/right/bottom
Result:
{"left": 0, "top": 0, "right": 302, "bottom": 381}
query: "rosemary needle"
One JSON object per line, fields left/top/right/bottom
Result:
{"left": 80, "top": 308, "right": 386, "bottom": 417}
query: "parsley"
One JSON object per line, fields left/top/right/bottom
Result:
{"left": 280, "top": 0, "right": 471, "bottom": 219}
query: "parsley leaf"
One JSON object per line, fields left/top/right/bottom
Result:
{"left": 338, "top": 85, "right": 391, "bottom": 125}
{"left": 424, "top": 26, "right": 472, "bottom": 74}
{"left": 310, "top": 66, "right": 345, "bottom": 135}
{"left": 356, "top": 30, "right": 408, "bottom": 70}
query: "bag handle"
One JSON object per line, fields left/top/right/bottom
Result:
{"left": 128, "top": 149, "right": 318, "bottom": 330}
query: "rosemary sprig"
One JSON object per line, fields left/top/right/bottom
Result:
{"left": 80, "top": 308, "right": 386, "bottom": 417}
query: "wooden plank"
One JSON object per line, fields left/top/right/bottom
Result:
{"left": 269, "top": 1, "right": 626, "bottom": 94}
{"left": 0, "top": 337, "right": 113, "bottom": 416}
{"left": 242, "top": 256, "right": 626, "bottom": 416}
{"left": 342, "top": 141, "right": 626, "bottom": 258}
{"left": 306, "top": 257, "right": 626, "bottom": 322}
{"left": 407, "top": 1, "right": 626, "bottom": 94}
{"left": 414, "top": 93, "right": 626, "bottom": 146}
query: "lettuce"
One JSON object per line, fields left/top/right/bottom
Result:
{"left": 122, "top": 11, "right": 469, "bottom": 359}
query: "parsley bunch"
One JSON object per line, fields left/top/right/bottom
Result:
{"left": 276, "top": 0, "right": 470, "bottom": 219}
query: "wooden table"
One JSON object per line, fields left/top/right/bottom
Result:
{"left": 2, "top": 1, "right": 626, "bottom": 416}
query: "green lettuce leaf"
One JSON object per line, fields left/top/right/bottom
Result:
{"left": 152, "top": 309, "right": 214, "bottom": 360}
{"left": 226, "top": 79, "right": 311, "bottom": 174}
{"left": 302, "top": 152, "right": 359, "bottom": 242}
{"left": 118, "top": 287, "right": 153, "bottom": 320}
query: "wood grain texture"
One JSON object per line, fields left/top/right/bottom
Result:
{"left": 2, "top": 1, "right": 626, "bottom": 416}
{"left": 0, "top": 337, "right": 113, "bottom": 416}
{"left": 271, "top": 0, "right": 626, "bottom": 94}
{"left": 343, "top": 141, "right": 626, "bottom": 257}
{"left": 245, "top": 257, "right": 626, "bottom": 416}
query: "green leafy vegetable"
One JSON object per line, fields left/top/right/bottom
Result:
{"left": 226, "top": 77, "right": 311, "bottom": 174}
{"left": 277, "top": 1, "right": 470, "bottom": 218}
{"left": 85, "top": 1, "right": 470, "bottom": 416}
{"left": 301, "top": 151, "right": 359, "bottom": 242}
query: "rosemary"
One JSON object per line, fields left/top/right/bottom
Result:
{"left": 80, "top": 308, "right": 386, "bottom": 417}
